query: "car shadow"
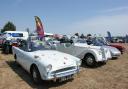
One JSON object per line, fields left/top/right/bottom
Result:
{"left": 110, "top": 57, "right": 118, "bottom": 60}
{"left": 81, "top": 61, "right": 106, "bottom": 69}
{"left": 6, "top": 60, "right": 73, "bottom": 89}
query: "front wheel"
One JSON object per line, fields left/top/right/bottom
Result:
{"left": 31, "top": 66, "right": 42, "bottom": 84}
{"left": 2, "top": 45, "right": 10, "bottom": 54}
{"left": 14, "top": 54, "right": 17, "bottom": 60}
{"left": 84, "top": 54, "right": 96, "bottom": 67}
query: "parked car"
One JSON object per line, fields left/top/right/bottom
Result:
{"left": 92, "top": 38, "right": 121, "bottom": 58}
{"left": 1, "top": 31, "right": 28, "bottom": 54}
{"left": 0, "top": 37, "right": 4, "bottom": 48}
{"left": 109, "top": 44, "right": 125, "bottom": 54}
{"left": 46, "top": 38, "right": 60, "bottom": 46}
{"left": 51, "top": 39, "right": 111, "bottom": 67}
{"left": 12, "top": 40, "right": 81, "bottom": 84}
{"left": 97, "top": 37, "right": 125, "bottom": 54}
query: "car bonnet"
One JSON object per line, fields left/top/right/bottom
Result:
{"left": 30, "top": 50, "right": 78, "bottom": 71}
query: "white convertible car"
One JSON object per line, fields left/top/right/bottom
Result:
{"left": 12, "top": 40, "right": 81, "bottom": 83}
{"left": 50, "top": 39, "right": 111, "bottom": 67}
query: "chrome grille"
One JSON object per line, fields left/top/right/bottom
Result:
{"left": 52, "top": 67, "right": 76, "bottom": 74}
{"left": 101, "top": 47, "right": 106, "bottom": 58}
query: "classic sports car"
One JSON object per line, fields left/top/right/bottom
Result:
{"left": 51, "top": 39, "right": 111, "bottom": 67}
{"left": 12, "top": 40, "right": 81, "bottom": 84}
{"left": 109, "top": 44, "right": 125, "bottom": 54}
{"left": 92, "top": 38, "right": 121, "bottom": 58}
{"left": 97, "top": 37, "right": 125, "bottom": 54}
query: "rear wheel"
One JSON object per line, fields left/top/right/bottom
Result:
{"left": 31, "top": 66, "right": 42, "bottom": 84}
{"left": 14, "top": 54, "right": 20, "bottom": 66}
{"left": 14, "top": 54, "right": 17, "bottom": 62}
{"left": 4, "top": 45, "right": 10, "bottom": 54}
{"left": 84, "top": 54, "right": 96, "bottom": 67}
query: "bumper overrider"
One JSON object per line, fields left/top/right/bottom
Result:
{"left": 45, "top": 66, "right": 80, "bottom": 81}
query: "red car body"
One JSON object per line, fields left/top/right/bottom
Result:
{"left": 109, "top": 44, "right": 125, "bottom": 54}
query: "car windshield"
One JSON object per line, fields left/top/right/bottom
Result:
{"left": 30, "top": 41, "right": 50, "bottom": 51}
{"left": 76, "top": 39, "right": 87, "bottom": 43}
{"left": 96, "top": 38, "right": 108, "bottom": 45}
{"left": 20, "top": 40, "right": 50, "bottom": 52}
{"left": 92, "top": 38, "right": 104, "bottom": 46}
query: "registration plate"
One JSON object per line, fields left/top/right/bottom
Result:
{"left": 60, "top": 75, "right": 73, "bottom": 81}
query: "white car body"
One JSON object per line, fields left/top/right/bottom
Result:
{"left": 93, "top": 37, "right": 121, "bottom": 58}
{"left": 103, "top": 46, "right": 121, "bottom": 58}
{"left": 51, "top": 39, "right": 111, "bottom": 66}
{"left": 12, "top": 41, "right": 81, "bottom": 82}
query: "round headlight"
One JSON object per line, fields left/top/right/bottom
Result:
{"left": 46, "top": 64, "right": 52, "bottom": 72}
{"left": 76, "top": 60, "right": 82, "bottom": 66}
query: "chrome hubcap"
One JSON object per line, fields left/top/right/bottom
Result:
{"left": 86, "top": 57, "right": 93, "bottom": 65}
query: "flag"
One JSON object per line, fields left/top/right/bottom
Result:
{"left": 35, "top": 16, "right": 44, "bottom": 40}
{"left": 107, "top": 31, "right": 112, "bottom": 42}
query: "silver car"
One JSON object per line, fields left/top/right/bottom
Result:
{"left": 92, "top": 38, "right": 121, "bottom": 58}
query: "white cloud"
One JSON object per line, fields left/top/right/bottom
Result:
{"left": 104, "top": 6, "right": 128, "bottom": 13}
{"left": 65, "top": 14, "right": 128, "bottom": 36}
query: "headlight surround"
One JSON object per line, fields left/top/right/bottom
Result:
{"left": 76, "top": 60, "right": 82, "bottom": 66}
{"left": 46, "top": 64, "right": 52, "bottom": 72}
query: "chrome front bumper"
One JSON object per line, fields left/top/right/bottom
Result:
{"left": 44, "top": 66, "right": 80, "bottom": 81}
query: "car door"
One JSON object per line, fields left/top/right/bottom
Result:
{"left": 73, "top": 43, "right": 90, "bottom": 59}
{"left": 16, "top": 48, "right": 26, "bottom": 68}
{"left": 20, "top": 51, "right": 33, "bottom": 72}
{"left": 56, "top": 43, "right": 75, "bottom": 55}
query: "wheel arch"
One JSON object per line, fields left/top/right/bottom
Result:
{"left": 14, "top": 54, "right": 17, "bottom": 59}
{"left": 30, "top": 63, "right": 42, "bottom": 83}
{"left": 84, "top": 53, "right": 95, "bottom": 60}
{"left": 83, "top": 50, "right": 97, "bottom": 60}
{"left": 30, "top": 63, "right": 38, "bottom": 74}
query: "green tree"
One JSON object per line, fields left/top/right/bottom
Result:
{"left": 1, "top": 21, "right": 16, "bottom": 33}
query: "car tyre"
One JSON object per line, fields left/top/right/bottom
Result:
{"left": 14, "top": 54, "right": 20, "bottom": 66}
{"left": 31, "top": 66, "right": 41, "bottom": 84}
{"left": 14, "top": 54, "right": 17, "bottom": 61}
{"left": 5, "top": 45, "right": 10, "bottom": 54}
{"left": 85, "top": 54, "right": 96, "bottom": 67}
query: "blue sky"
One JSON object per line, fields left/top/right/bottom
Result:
{"left": 0, "top": 0, "right": 128, "bottom": 36}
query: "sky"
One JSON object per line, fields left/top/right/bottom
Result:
{"left": 0, "top": 0, "right": 128, "bottom": 36}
